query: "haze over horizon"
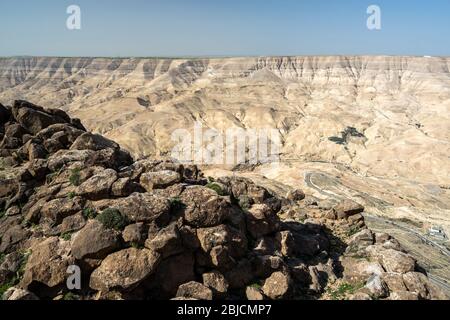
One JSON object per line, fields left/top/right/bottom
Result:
{"left": 1, "top": 0, "right": 450, "bottom": 57}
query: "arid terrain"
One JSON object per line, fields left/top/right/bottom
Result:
{"left": 0, "top": 56, "right": 449, "bottom": 295}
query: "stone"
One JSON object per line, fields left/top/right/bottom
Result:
{"left": 379, "top": 249, "right": 416, "bottom": 274}
{"left": 262, "top": 272, "right": 292, "bottom": 300}
{"left": 341, "top": 257, "right": 385, "bottom": 284}
{"left": 308, "top": 266, "right": 324, "bottom": 293}
{"left": 349, "top": 292, "right": 372, "bottom": 300}
{"left": 90, "top": 248, "right": 161, "bottom": 291}
{"left": 140, "top": 170, "right": 181, "bottom": 191}
{"left": 381, "top": 273, "right": 407, "bottom": 292}
{"left": 13, "top": 101, "right": 66, "bottom": 134}
{"left": 246, "top": 286, "right": 265, "bottom": 300}
{"left": 203, "top": 271, "right": 229, "bottom": 297}
{"left": 389, "top": 291, "right": 420, "bottom": 300}
{"left": 197, "top": 224, "right": 247, "bottom": 259}
{"left": 179, "top": 186, "right": 231, "bottom": 228}
{"left": 21, "top": 237, "right": 75, "bottom": 292}
{"left": 176, "top": 281, "right": 213, "bottom": 300}
{"left": 145, "top": 223, "right": 183, "bottom": 258}
{"left": 111, "top": 177, "right": 141, "bottom": 197}
{"left": 70, "top": 132, "right": 119, "bottom": 151}
{"left": 3, "top": 287, "right": 39, "bottom": 300}
{"left": 333, "top": 199, "right": 364, "bottom": 219}
{"left": 77, "top": 168, "right": 118, "bottom": 200}
{"left": 111, "top": 192, "right": 171, "bottom": 224}
{"left": 0, "top": 225, "right": 31, "bottom": 253}
{"left": 275, "top": 230, "right": 296, "bottom": 256}
{"left": 364, "top": 274, "right": 389, "bottom": 298}
{"left": 286, "top": 189, "right": 306, "bottom": 201}
{"left": 246, "top": 204, "right": 280, "bottom": 238}
{"left": 47, "top": 149, "right": 95, "bottom": 171}
{"left": 402, "top": 272, "right": 430, "bottom": 299}
{"left": 151, "top": 252, "right": 195, "bottom": 297}
{"left": 375, "top": 233, "right": 391, "bottom": 244}
{"left": 71, "top": 220, "right": 121, "bottom": 260}
{"left": 122, "top": 223, "right": 147, "bottom": 245}
{"left": 40, "top": 196, "right": 85, "bottom": 225}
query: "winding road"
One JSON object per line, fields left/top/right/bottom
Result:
{"left": 304, "top": 171, "right": 450, "bottom": 294}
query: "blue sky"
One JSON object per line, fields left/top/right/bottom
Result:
{"left": 0, "top": 0, "right": 449, "bottom": 57}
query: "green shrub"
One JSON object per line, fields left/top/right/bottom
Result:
{"left": 0, "top": 210, "right": 5, "bottom": 219}
{"left": 68, "top": 192, "right": 76, "bottom": 199}
{"left": 69, "top": 168, "right": 82, "bottom": 186}
{"left": 206, "top": 183, "right": 225, "bottom": 196}
{"left": 327, "top": 282, "right": 364, "bottom": 300}
{"left": 82, "top": 207, "right": 97, "bottom": 220}
{"left": 96, "top": 208, "right": 128, "bottom": 231}
{"left": 60, "top": 232, "right": 72, "bottom": 241}
{"left": 63, "top": 292, "right": 80, "bottom": 300}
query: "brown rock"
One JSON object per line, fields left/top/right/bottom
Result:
{"left": 77, "top": 168, "right": 118, "bottom": 200}
{"left": 70, "top": 132, "right": 119, "bottom": 151}
{"left": 21, "top": 237, "right": 75, "bottom": 291}
{"left": 89, "top": 248, "right": 161, "bottom": 291}
{"left": 203, "top": 271, "right": 229, "bottom": 297}
{"left": 145, "top": 223, "right": 183, "bottom": 258}
{"left": 40, "top": 197, "right": 85, "bottom": 225}
{"left": 122, "top": 223, "right": 147, "bottom": 245}
{"left": 140, "top": 170, "right": 181, "bottom": 191}
{"left": 333, "top": 199, "right": 364, "bottom": 219}
{"left": 112, "top": 192, "right": 171, "bottom": 224}
{"left": 176, "top": 281, "right": 213, "bottom": 300}
{"left": 262, "top": 272, "right": 292, "bottom": 300}
{"left": 246, "top": 286, "right": 265, "bottom": 300}
{"left": 71, "top": 220, "right": 121, "bottom": 260}
{"left": 379, "top": 249, "right": 416, "bottom": 274}
{"left": 389, "top": 291, "right": 420, "bottom": 300}
{"left": 179, "top": 186, "right": 231, "bottom": 228}
{"left": 286, "top": 189, "right": 306, "bottom": 201}
{"left": 246, "top": 204, "right": 280, "bottom": 238}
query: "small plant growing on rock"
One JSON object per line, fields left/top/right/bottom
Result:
{"left": 206, "top": 182, "right": 225, "bottom": 196}
{"left": 82, "top": 207, "right": 97, "bottom": 220}
{"left": 62, "top": 292, "right": 80, "bottom": 300}
{"left": 60, "top": 232, "right": 72, "bottom": 241}
{"left": 68, "top": 192, "right": 76, "bottom": 199}
{"left": 0, "top": 209, "right": 6, "bottom": 219}
{"left": 96, "top": 208, "right": 128, "bottom": 231}
{"left": 69, "top": 168, "right": 82, "bottom": 186}
{"left": 327, "top": 282, "right": 364, "bottom": 300}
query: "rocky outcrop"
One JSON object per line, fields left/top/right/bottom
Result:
{"left": 0, "top": 100, "right": 447, "bottom": 300}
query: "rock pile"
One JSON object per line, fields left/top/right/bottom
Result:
{"left": 0, "top": 100, "right": 447, "bottom": 300}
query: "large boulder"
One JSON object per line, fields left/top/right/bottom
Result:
{"left": 89, "top": 248, "right": 161, "bottom": 292}
{"left": 262, "top": 272, "right": 292, "bottom": 300}
{"left": 110, "top": 192, "right": 171, "bottom": 224}
{"left": 378, "top": 249, "right": 416, "bottom": 274}
{"left": 332, "top": 199, "right": 364, "bottom": 219}
{"left": 70, "top": 132, "right": 119, "bottom": 151}
{"left": 40, "top": 196, "right": 85, "bottom": 225}
{"left": 179, "top": 186, "right": 231, "bottom": 228}
{"left": 12, "top": 101, "right": 67, "bottom": 135}
{"left": 140, "top": 170, "right": 181, "bottom": 191}
{"left": 176, "top": 281, "right": 213, "bottom": 300}
{"left": 71, "top": 220, "right": 121, "bottom": 260}
{"left": 21, "top": 237, "right": 75, "bottom": 293}
{"left": 77, "top": 168, "right": 118, "bottom": 200}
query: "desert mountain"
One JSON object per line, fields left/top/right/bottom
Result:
{"left": 0, "top": 56, "right": 449, "bottom": 293}
{"left": 0, "top": 100, "right": 447, "bottom": 300}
